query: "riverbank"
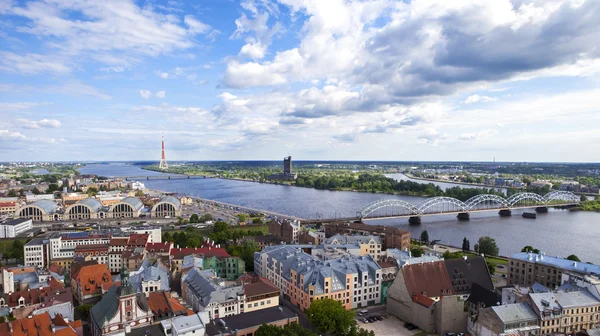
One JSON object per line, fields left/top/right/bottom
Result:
{"left": 402, "top": 173, "right": 509, "bottom": 190}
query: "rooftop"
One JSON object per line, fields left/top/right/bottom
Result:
{"left": 205, "top": 306, "right": 297, "bottom": 336}
{"left": 324, "top": 233, "right": 382, "bottom": 245}
{"left": 492, "top": 303, "right": 539, "bottom": 324}
{"left": 511, "top": 252, "right": 600, "bottom": 275}
{"left": 244, "top": 277, "right": 279, "bottom": 298}
{"left": 529, "top": 288, "right": 600, "bottom": 311}
{"left": 0, "top": 218, "right": 31, "bottom": 226}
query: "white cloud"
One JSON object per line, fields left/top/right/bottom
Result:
{"left": 463, "top": 94, "right": 498, "bottom": 104}
{"left": 159, "top": 72, "right": 169, "bottom": 79}
{"left": 156, "top": 91, "right": 166, "bottom": 99}
{"left": 0, "top": 52, "right": 70, "bottom": 75}
{"left": 0, "top": 102, "right": 48, "bottom": 111}
{"left": 15, "top": 118, "right": 61, "bottom": 129}
{"left": 184, "top": 15, "right": 211, "bottom": 34}
{"left": 458, "top": 129, "right": 498, "bottom": 141}
{"left": 0, "top": 130, "right": 27, "bottom": 141}
{"left": 47, "top": 81, "right": 111, "bottom": 100}
{"left": 239, "top": 41, "right": 267, "bottom": 59}
{"left": 140, "top": 90, "right": 152, "bottom": 99}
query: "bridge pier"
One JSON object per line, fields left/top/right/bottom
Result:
{"left": 457, "top": 212, "right": 470, "bottom": 220}
{"left": 408, "top": 216, "right": 422, "bottom": 225}
{"left": 498, "top": 209, "right": 512, "bottom": 217}
{"left": 535, "top": 207, "right": 548, "bottom": 213}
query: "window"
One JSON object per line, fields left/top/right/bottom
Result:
{"left": 126, "top": 300, "right": 131, "bottom": 307}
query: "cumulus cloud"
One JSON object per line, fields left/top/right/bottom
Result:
{"left": 417, "top": 129, "right": 447, "bottom": 146}
{"left": 140, "top": 90, "right": 152, "bottom": 99}
{"left": 463, "top": 95, "right": 498, "bottom": 104}
{"left": 15, "top": 119, "right": 61, "bottom": 129}
{"left": 0, "top": 52, "right": 70, "bottom": 75}
{"left": 156, "top": 91, "right": 166, "bottom": 99}
{"left": 158, "top": 72, "right": 169, "bottom": 79}
{"left": 458, "top": 130, "right": 498, "bottom": 141}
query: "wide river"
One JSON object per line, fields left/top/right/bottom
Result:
{"left": 80, "top": 163, "right": 600, "bottom": 263}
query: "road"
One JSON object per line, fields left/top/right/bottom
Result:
{"left": 280, "top": 297, "right": 316, "bottom": 332}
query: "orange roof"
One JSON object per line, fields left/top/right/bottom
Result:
{"left": 48, "top": 263, "right": 65, "bottom": 275}
{"left": 6, "top": 312, "right": 79, "bottom": 336}
{"left": 109, "top": 238, "right": 128, "bottom": 246}
{"left": 0, "top": 202, "right": 16, "bottom": 207}
{"left": 148, "top": 291, "right": 187, "bottom": 316}
{"left": 74, "top": 264, "right": 112, "bottom": 296}
{"left": 68, "top": 320, "right": 82, "bottom": 329}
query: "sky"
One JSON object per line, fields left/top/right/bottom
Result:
{"left": 1, "top": 0, "right": 600, "bottom": 162}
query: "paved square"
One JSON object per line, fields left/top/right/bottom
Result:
{"left": 358, "top": 315, "right": 419, "bottom": 336}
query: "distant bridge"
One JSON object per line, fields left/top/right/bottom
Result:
{"left": 113, "top": 175, "right": 211, "bottom": 180}
{"left": 301, "top": 191, "right": 580, "bottom": 224}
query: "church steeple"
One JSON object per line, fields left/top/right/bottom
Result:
{"left": 120, "top": 266, "right": 130, "bottom": 286}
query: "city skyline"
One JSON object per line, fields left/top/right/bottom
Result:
{"left": 1, "top": 0, "right": 600, "bottom": 162}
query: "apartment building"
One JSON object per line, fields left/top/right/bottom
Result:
{"left": 325, "top": 234, "right": 383, "bottom": 260}
{"left": 183, "top": 268, "right": 246, "bottom": 320}
{"left": 528, "top": 288, "right": 600, "bottom": 335}
{"left": 508, "top": 252, "right": 600, "bottom": 289}
{"left": 255, "top": 245, "right": 382, "bottom": 311}
{"left": 24, "top": 238, "right": 51, "bottom": 268}
{"left": 470, "top": 303, "right": 540, "bottom": 336}
{"left": 74, "top": 244, "right": 110, "bottom": 264}
{"left": 0, "top": 201, "right": 17, "bottom": 216}
{"left": 324, "top": 222, "right": 410, "bottom": 251}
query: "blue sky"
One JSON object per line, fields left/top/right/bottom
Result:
{"left": 1, "top": 0, "right": 600, "bottom": 162}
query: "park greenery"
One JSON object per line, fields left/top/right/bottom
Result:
{"left": 307, "top": 298, "right": 375, "bottom": 336}
{"left": 462, "top": 237, "right": 470, "bottom": 252}
{"left": 226, "top": 240, "right": 261, "bottom": 272}
{"left": 473, "top": 236, "right": 499, "bottom": 256}
{"left": 1, "top": 240, "right": 26, "bottom": 264}
{"left": 419, "top": 230, "right": 429, "bottom": 244}
{"left": 575, "top": 199, "right": 600, "bottom": 212}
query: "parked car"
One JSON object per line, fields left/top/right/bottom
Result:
{"left": 357, "top": 309, "right": 369, "bottom": 316}
{"left": 375, "top": 316, "right": 383, "bottom": 321}
{"left": 405, "top": 322, "right": 417, "bottom": 330}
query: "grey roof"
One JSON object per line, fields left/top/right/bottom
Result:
{"left": 78, "top": 198, "right": 103, "bottom": 212}
{"left": 206, "top": 306, "right": 297, "bottom": 336}
{"left": 91, "top": 284, "right": 149, "bottom": 328}
{"left": 588, "top": 328, "right": 600, "bottom": 336}
{"left": 91, "top": 285, "right": 120, "bottom": 326}
{"left": 529, "top": 288, "right": 600, "bottom": 312}
{"left": 117, "top": 197, "right": 143, "bottom": 211}
{"left": 325, "top": 234, "right": 381, "bottom": 245}
{"left": 259, "top": 245, "right": 381, "bottom": 295}
{"left": 28, "top": 200, "right": 58, "bottom": 214}
{"left": 492, "top": 303, "right": 539, "bottom": 324}
{"left": 531, "top": 282, "right": 550, "bottom": 293}
{"left": 512, "top": 252, "right": 600, "bottom": 275}
{"left": 156, "top": 196, "right": 181, "bottom": 208}
{"left": 170, "top": 313, "right": 207, "bottom": 334}
{"left": 129, "top": 259, "right": 170, "bottom": 292}
{"left": 184, "top": 269, "right": 244, "bottom": 308}
{"left": 445, "top": 256, "right": 494, "bottom": 293}
{"left": 386, "top": 248, "right": 443, "bottom": 267}
{"left": 0, "top": 218, "right": 32, "bottom": 226}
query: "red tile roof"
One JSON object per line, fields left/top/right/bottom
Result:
{"left": 127, "top": 234, "right": 149, "bottom": 246}
{"left": 0, "top": 202, "right": 16, "bottom": 207}
{"left": 402, "top": 260, "right": 454, "bottom": 298}
{"left": 109, "top": 238, "right": 128, "bottom": 246}
{"left": 244, "top": 277, "right": 279, "bottom": 298}
{"left": 0, "top": 312, "right": 80, "bottom": 336}
{"left": 3, "top": 283, "right": 66, "bottom": 308}
{"left": 170, "top": 247, "right": 230, "bottom": 259}
{"left": 74, "top": 244, "right": 109, "bottom": 252}
{"left": 412, "top": 293, "right": 435, "bottom": 308}
{"left": 148, "top": 291, "right": 187, "bottom": 317}
{"left": 146, "top": 242, "right": 173, "bottom": 253}
{"left": 73, "top": 264, "right": 112, "bottom": 296}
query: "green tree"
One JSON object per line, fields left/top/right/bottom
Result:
{"left": 47, "top": 183, "right": 60, "bottom": 193}
{"left": 462, "top": 237, "right": 470, "bottom": 252}
{"left": 308, "top": 298, "right": 356, "bottom": 336}
{"left": 410, "top": 247, "right": 423, "bottom": 257}
{"left": 566, "top": 254, "right": 581, "bottom": 262}
{"left": 11, "top": 240, "right": 24, "bottom": 263}
{"left": 252, "top": 217, "right": 263, "bottom": 224}
{"left": 487, "top": 261, "right": 496, "bottom": 275}
{"left": 31, "top": 187, "right": 40, "bottom": 195}
{"left": 420, "top": 230, "right": 429, "bottom": 244}
{"left": 581, "top": 194, "right": 588, "bottom": 202}
{"left": 474, "top": 236, "right": 499, "bottom": 256}
{"left": 213, "top": 221, "right": 229, "bottom": 233}
{"left": 7, "top": 190, "right": 17, "bottom": 197}
{"left": 135, "top": 190, "right": 145, "bottom": 197}
{"left": 87, "top": 187, "right": 99, "bottom": 197}
{"left": 187, "top": 237, "right": 201, "bottom": 248}
{"left": 189, "top": 214, "right": 199, "bottom": 223}
{"left": 238, "top": 214, "right": 247, "bottom": 223}
{"left": 75, "top": 304, "right": 94, "bottom": 320}
{"left": 521, "top": 246, "right": 540, "bottom": 253}
{"left": 163, "top": 232, "right": 172, "bottom": 241}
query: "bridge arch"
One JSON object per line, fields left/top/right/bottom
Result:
{"left": 506, "top": 192, "right": 546, "bottom": 207}
{"left": 358, "top": 199, "right": 419, "bottom": 219}
{"left": 465, "top": 194, "right": 508, "bottom": 210}
{"left": 543, "top": 190, "right": 580, "bottom": 204}
{"left": 417, "top": 197, "right": 469, "bottom": 214}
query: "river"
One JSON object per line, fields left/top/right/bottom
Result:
{"left": 80, "top": 163, "right": 600, "bottom": 263}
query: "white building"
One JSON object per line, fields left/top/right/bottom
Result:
{"left": 130, "top": 181, "right": 146, "bottom": 190}
{"left": 122, "top": 226, "right": 162, "bottom": 243}
{"left": 183, "top": 268, "right": 246, "bottom": 320}
{"left": 25, "top": 194, "right": 55, "bottom": 203}
{"left": 161, "top": 312, "right": 210, "bottom": 336}
{"left": 24, "top": 238, "right": 51, "bottom": 268}
{"left": 0, "top": 218, "right": 32, "bottom": 238}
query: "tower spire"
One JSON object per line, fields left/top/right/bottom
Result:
{"left": 159, "top": 130, "right": 168, "bottom": 170}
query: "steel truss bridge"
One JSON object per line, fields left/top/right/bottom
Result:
{"left": 355, "top": 191, "right": 579, "bottom": 220}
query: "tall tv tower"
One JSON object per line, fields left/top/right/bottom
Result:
{"left": 159, "top": 131, "right": 168, "bottom": 170}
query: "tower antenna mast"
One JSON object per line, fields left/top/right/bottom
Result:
{"left": 159, "top": 130, "right": 169, "bottom": 170}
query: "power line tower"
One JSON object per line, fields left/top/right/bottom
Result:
{"left": 159, "top": 131, "right": 168, "bottom": 170}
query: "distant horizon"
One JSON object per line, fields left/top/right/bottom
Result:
{"left": 4, "top": 160, "right": 600, "bottom": 165}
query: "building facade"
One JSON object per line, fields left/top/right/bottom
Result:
{"left": 0, "top": 218, "right": 32, "bottom": 238}
{"left": 324, "top": 222, "right": 411, "bottom": 251}
{"left": 508, "top": 252, "right": 600, "bottom": 289}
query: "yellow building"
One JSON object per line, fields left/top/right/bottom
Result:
{"left": 243, "top": 277, "right": 280, "bottom": 312}
{"left": 529, "top": 290, "right": 600, "bottom": 335}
